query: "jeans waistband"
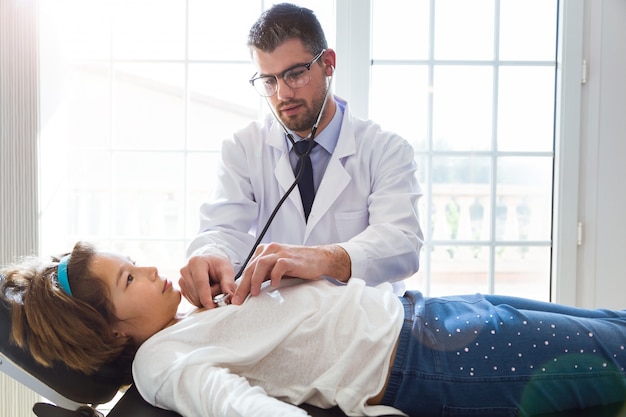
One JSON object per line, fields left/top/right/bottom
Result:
{"left": 380, "top": 295, "right": 414, "bottom": 406}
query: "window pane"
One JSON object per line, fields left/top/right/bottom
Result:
{"left": 430, "top": 245, "right": 490, "bottom": 296}
{"left": 499, "top": 0, "right": 559, "bottom": 61}
{"left": 112, "top": 152, "right": 185, "bottom": 237}
{"left": 372, "top": 0, "right": 430, "bottom": 60}
{"left": 68, "top": 150, "right": 112, "bottom": 236}
{"left": 496, "top": 157, "right": 553, "bottom": 242}
{"left": 432, "top": 66, "right": 493, "bottom": 151}
{"left": 188, "top": 0, "right": 260, "bottom": 61}
{"left": 44, "top": 0, "right": 112, "bottom": 60}
{"left": 186, "top": 152, "right": 223, "bottom": 238}
{"left": 434, "top": 0, "right": 495, "bottom": 60}
{"left": 497, "top": 66, "right": 556, "bottom": 152}
{"left": 113, "top": 63, "right": 185, "bottom": 150}
{"left": 431, "top": 156, "right": 492, "bottom": 242}
{"left": 370, "top": 65, "right": 429, "bottom": 150}
{"left": 494, "top": 246, "right": 551, "bottom": 301}
{"left": 188, "top": 63, "right": 259, "bottom": 150}
{"left": 67, "top": 63, "right": 111, "bottom": 147}
{"left": 111, "top": 0, "right": 186, "bottom": 60}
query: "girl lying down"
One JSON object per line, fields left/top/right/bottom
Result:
{"left": 2, "top": 242, "right": 626, "bottom": 417}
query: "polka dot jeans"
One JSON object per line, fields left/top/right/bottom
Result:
{"left": 380, "top": 292, "right": 626, "bottom": 417}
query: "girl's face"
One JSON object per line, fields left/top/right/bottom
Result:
{"left": 90, "top": 251, "right": 181, "bottom": 345}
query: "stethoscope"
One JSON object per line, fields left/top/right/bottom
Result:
{"left": 232, "top": 66, "right": 336, "bottom": 281}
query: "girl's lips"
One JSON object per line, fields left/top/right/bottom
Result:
{"left": 162, "top": 279, "right": 172, "bottom": 293}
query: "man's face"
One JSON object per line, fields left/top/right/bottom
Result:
{"left": 251, "top": 39, "right": 330, "bottom": 137}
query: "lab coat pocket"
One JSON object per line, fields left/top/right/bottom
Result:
{"left": 334, "top": 209, "right": 369, "bottom": 241}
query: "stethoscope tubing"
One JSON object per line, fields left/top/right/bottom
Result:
{"left": 233, "top": 68, "right": 335, "bottom": 280}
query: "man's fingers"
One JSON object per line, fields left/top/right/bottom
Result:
{"left": 187, "top": 260, "right": 216, "bottom": 309}
{"left": 269, "top": 256, "right": 292, "bottom": 287}
{"left": 232, "top": 274, "right": 251, "bottom": 305}
{"left": 232, "top": 253, "right": 285, "bottom": 304}
{"left": 178, "top": 276, "right": 201, "bottom": 308}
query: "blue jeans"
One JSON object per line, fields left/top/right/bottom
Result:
{"left": 380, "top": 291, "right": 626, "bottom": 417}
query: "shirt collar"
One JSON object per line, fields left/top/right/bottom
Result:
{"left": 286, "top": 99, "right": 344, "bottom": 154}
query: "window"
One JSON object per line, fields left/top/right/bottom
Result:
{"left": 40, "top": 0, "right": 559, "bottom": 301}
{"left": 369, "top": 0, "right": 558, "bottom": 300}
{"left": 40, "top": 0, "right": 334, "bottom": 282}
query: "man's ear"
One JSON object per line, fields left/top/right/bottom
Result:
{"left": 321, "top": 48, "right": 336, "bottom": 77}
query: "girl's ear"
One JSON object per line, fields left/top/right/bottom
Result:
{"left": 111, "top": 324, "right": 127, "bottom": 338}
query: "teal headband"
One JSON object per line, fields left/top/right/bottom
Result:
{"left": 57, "top": 255, "right": 72, "bottom": 296}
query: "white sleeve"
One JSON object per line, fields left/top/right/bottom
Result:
{"left": 339, "top": 134, "right": 423, "bottom": 284}
{"left": 147, "top": 365, "right": 310, "bottom": 417}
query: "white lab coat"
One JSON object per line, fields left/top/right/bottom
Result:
{"left": 188, "top": 97, "right": 423, "bottom": 288}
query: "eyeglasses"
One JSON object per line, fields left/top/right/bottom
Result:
{"left": 249, "top": 49, "right": 326, "bottom": 97}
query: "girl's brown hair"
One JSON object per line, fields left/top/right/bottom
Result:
{"left": 0, "top": 241, "right": 134, "bottom": 375}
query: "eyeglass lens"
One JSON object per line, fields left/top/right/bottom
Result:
{"left": 252, "top": 65, "right": 311, "bottom": 97}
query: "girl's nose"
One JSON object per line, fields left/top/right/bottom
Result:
{"left": 144, "top": 266, "right": 159, "bottom": 281}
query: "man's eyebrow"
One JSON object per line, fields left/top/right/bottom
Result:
{"left": 259, "top": 60, "right": 311, "bottom": 78}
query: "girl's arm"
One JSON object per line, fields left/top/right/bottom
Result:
{"left": 138, "top": 364, "right": 310, "bottom": 417}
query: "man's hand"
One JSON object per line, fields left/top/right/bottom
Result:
{"left": 179, "top": 253, "right": 236, "bottom": 309}
{"left": 231, "top": 243, "right": 350, "bottom": 305}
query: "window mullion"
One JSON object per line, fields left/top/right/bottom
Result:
{"left": 334, "top": 0, "right": 371, "bottom": 118}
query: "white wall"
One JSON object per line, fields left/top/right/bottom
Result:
{"left": 577, "top": 0, "right": 626, "bottom": 308}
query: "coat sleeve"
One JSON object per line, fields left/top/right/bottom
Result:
{"left": 338, "top": 131, "right": 424, "bottom": 285}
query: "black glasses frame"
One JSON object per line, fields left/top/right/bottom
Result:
{"left": 249, "top": 49, "right": 326, "bottom": 97}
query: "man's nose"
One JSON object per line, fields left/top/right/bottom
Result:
{"left": 276, "top": 77, "right": 295, "bottom": 100}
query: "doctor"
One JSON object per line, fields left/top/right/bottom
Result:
{"left": 180, "top": 3, "right": 423, "bottom": 309}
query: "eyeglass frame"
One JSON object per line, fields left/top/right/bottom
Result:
{"left": 249, "top": 49, "right": 326, "bottom": 97}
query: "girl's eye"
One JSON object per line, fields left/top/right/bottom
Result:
{"left": 126, "top": 275, "right": 134, "bottom": 286}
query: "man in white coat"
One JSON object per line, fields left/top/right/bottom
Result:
{"left": 179, "top": 3, "right": 423, "bottom": 309}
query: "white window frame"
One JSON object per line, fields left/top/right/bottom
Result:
{"left": 550, "top": 0, "right": 584, "bottom": 306}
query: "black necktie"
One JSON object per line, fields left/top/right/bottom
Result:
{"left": 294, "top": 140, "right": 317, "bottom": 221}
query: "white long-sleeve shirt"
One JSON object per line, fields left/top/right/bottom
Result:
{"left": 133, "top": 278, "right": 405, "bottom": 417}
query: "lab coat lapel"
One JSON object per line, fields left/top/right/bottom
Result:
{"left": 305, "top": 120, "right": 356, "bottom": 238}
{"left": 269, "top": 125, "right": 306, "bottom": 214}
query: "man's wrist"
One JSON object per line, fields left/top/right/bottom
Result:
{"left": 320, "top": 244, "right": 351, "bottom": 282}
